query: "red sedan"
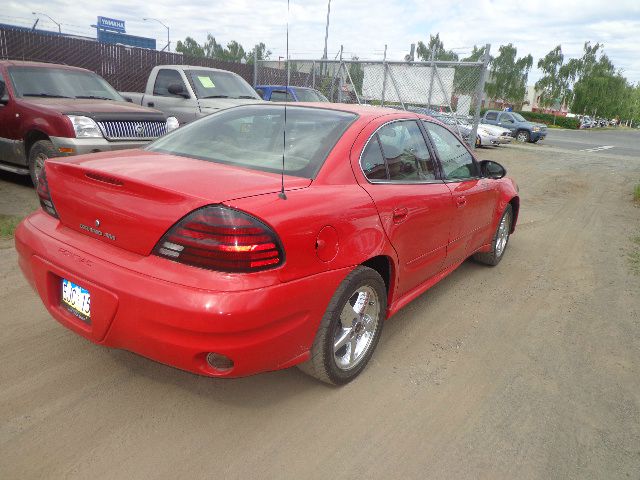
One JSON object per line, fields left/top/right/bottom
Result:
{"left": 15, "top": 103, "right": 519, "bottom": 385}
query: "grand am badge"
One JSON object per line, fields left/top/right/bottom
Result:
{"left": 80, "top": 223, "right": 116, "bottom": 241}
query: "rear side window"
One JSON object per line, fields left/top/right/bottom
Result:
{"left": 153, "top": 69, "right": 186, "bottom": 97}
{"left": 360, "top": 121, "right": 436, "bottom": 182}
{"left": 147, "top": 105, "right": 357, "bottom": 179}
{"left": 270, "top": 90, "right": 294, "bottom": 102}
{"left": 485, "top": 111, "right": 498, "bottom": 121}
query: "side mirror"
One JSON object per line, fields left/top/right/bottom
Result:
{"left": 480, "top": 160, "right": 506, "bottom": 179}
{"left": 168, "top": 83, "right": 189, "bottom": 98}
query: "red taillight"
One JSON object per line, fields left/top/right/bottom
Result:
{"left": 36, "top": 168, "right": 59, "bottom": 218}
{"left": 153, "top": 206, "right": 284, "bottom": 273}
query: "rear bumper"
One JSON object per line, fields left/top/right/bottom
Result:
{"left": 51, "top": 136, "right": 151, "bottom": 156}
{"left": 15, "top": 211, "right": 350, "bottom": 378}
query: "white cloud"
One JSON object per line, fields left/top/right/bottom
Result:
{"left": 2, "top": 0, "right": 639, "bottom": 83}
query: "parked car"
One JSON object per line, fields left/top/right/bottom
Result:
{"left": 0, "top": 60, "right": 175, "bottom": 185}
{"left": 121, "top": 65, "right": 262, "bottom": 125}
{"left": 477, "top": 124, "right": 513, "bottom": 146}
{"left": 16, "top": 104, "right": 519, "bottom": 385}
{"left": 255, "top": 85, "right": 329, "bottom": 102}
{"left": 482, "top": 110, "right": 547, "bottom": 143}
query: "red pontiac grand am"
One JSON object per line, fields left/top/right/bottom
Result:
{"left": 15, "top": 103, "right": 519, "bottom": 385}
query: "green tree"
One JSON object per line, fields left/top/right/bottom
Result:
{"left": 246, "top": 42, "right": 272, "bottom": 63}
{"left": 535, "top": 45, "right": 570, "bottom": 108}
{"left": 348, "top": 55, "right": 364, "bottom": 93}
{"left": 416, "top": 33, "right": 459, "bottom": 61}
{"left": 175, "top": 36, "right": 205, "bottom": 57}
{"left": 453, "top": 44, "right": 491, "bottom": 96}
{"left": 485, "top": 44, "right": 533, "bottom": 105}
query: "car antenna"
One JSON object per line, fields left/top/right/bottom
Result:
{"left": 279, "top": 0, "right": 290, "bottom": 200}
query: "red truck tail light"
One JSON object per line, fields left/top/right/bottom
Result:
{"left": 153, "top": 206, "right": 284, "bottom": 273}
{"left": 37, "top": 168, "right": 59, "bottom": 218}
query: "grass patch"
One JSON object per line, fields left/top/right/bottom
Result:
{"left": 634, "top": 184, "right": 640, "bottom": 203}
{"left": 629, "top": 236, "right": 640, "bottom": 275}
{"left": 0, "top": 214, "right": 22, "bottom": 238}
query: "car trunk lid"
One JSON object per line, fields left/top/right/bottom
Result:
{"left": 45, "top": 150, "right": 310, "bottom": 256}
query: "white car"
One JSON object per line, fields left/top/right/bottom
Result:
{"left": 478, "top": 124, "right": 513, "bottom": 145}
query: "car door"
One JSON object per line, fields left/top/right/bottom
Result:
{"left": 498, "top": 112, "right": 517, "bottom": 135}
{"left": 356, "top": 120, "right": 456, "bottom": 298}
{"left": 0, "top": 70, "right": 22, "bottom": 165}
{"left": 147, "top": 69, "right": 196, "bottom": 124}
{"left": 423, "top": 121, "right": 497, "bottom": 267}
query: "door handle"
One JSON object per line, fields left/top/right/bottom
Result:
{"left": 392, "top": 207, "right": 409, "bottom": 224}
{"left": 147, "top": 102, "right": 155, "bottom": 107}
{"left": 456, "top": 196, "right": 467, "bottom": 207}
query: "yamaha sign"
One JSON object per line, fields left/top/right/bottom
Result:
{"left": 97, "top": 16, "right": 126, "bottom": 33}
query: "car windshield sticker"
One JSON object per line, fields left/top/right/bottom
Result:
{"left": 198, "top": 76, "right": 215, "bottom": 88}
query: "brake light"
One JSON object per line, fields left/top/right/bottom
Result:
{"left": 153, "top": 206, "right": 284, "bottom": 273}
{"left": 37, "top": 168, "right": 59, "bottom": 218}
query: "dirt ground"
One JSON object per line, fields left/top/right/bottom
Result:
{"left": 1, "top": 141, "right": 639, "bottom": 479}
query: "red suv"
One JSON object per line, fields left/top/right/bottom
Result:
{"left": 0, "top": 61, "right": 176, "bottom": 184}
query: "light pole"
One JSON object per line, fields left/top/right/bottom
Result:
{"left": 143, "top": 18, "right": 170, "bottom": 52}
{"left": 32, "top": 12, "right": 61, "bottom": 34}
{"left": 322, "top": 0, "right": 331, "bottom": 75}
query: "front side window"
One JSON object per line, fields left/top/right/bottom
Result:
{"left": 294, "top": 88, "right": 329, "bottom": 102}
{"left": 147, "top": 105, "right": 357, "bottom": 179}
{"left": 153, "top": 69, "right": 187, "bottom": 97}
{"left": 8, "top": 67, "right": 122, "bottom": 101}
{"left": 360, "top": 121, "right": 436, "bottom": 182}
{"left": 424, "top": 122, "right": 478, "bottom": 180}
{"left": 0, "top": 72, "right": 7, "bottom": 102}
{"left": 499, "top": 113, "right": 515, "bottom": 124}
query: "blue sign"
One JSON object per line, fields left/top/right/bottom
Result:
{"left": 97, "top": 16, "right": 125, "bottom": 33}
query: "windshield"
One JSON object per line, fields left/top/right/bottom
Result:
{"left": 147, "top": 105, "right": 357, "bottom": 178}
{"left": 8, "top": 67, "right": 123, "bottom": 101}
{"left": 513, "top": 113, "right": 527, "bottom": 122}
{"left": 294, "top": 88, "right": 329, "bottom": 102}
{"left": 187, "top": 70, "right": 260, "bottom": 100}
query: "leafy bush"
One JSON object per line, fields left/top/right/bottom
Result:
{"left": 517, "top": 111, "right": 580, "bottom": 129}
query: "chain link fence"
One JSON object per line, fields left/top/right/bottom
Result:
{"left": 0, "top": 26, "right": 255, "bottom": 92}
{"left": 255, "top": 53, "right": 490, "bottom": 147}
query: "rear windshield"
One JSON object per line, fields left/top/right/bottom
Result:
{"left": 8, "top": 67, "right": 123, "bottom": 101}
{"left": 187, "top": 69, "right": 260, "bottom": 100}
{"left": 146, "top": 105, "right": 357, "bottom": 178}
{"left": 294, "top": 88, "right": 329, "bottom": 102}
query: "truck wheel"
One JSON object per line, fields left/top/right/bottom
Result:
{"left": 28, "top": 140, "right": 59, "bottom": 186}
{"left": 475, "top": 135, "right": 481, "bottom": 148}
{"left": 516, "top": 130, "right": 530, "bottom": 143}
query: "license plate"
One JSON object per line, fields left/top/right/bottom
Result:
{"left": 61, "top": 278, "right": 91, "bottom": 323}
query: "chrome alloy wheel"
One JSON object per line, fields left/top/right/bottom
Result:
{"left": 495, "top": 210, "right": 511, "bottom": 257}
{"left": 333, "top": 286, "right": 380, "bottom": 371}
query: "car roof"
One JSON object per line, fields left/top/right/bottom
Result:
{"left": 254, "top": 101, "right": 426, "bottom": 121}
{"left": 0, "top": 60, "right": 91, "bottom": 72}
{"left": 162, "top": 65, "right": 240, "bottom": 74}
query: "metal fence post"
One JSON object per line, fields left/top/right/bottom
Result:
{"left": 381, "top": 45, "right": 388, "bottom": 107}
{"left": 312, "top": 60, "right": 316, "bottom": 89}
{"left": 253, "top": 50, "right": 258, "bottom": 87}
{"left": 337, "top": 45, "right": 344, "bottom": 103}
{"left": 469, "top": 43, "right": 491, "bottom": 149}
{"left": 427, "top": 46, "right": 436, "bottom": 109}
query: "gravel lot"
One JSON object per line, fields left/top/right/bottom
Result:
{"left": 1, "top": 138, "right": 639, "bottom": 479}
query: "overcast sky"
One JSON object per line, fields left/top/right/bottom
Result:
{"left": 3, "top": 0, "right": 639, "bottom": 84}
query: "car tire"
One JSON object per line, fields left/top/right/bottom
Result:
{"left": 473, "top": 204, "right": 513, "bottom": 266}
{"left": 475, "top": 135, "right": 481, "bottom": 148}
{"left": 28, "top": 140, "right": 59, "bottom": 186}
{"left": 516, "top": 130, "right": 530, "bottom": 143}
{"left": 297, "top": 266, "right": 386, "bottom": 385}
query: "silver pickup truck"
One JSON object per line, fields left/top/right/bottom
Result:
{"left": 121, "top": 65, "right": 263, "bottom": 125}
